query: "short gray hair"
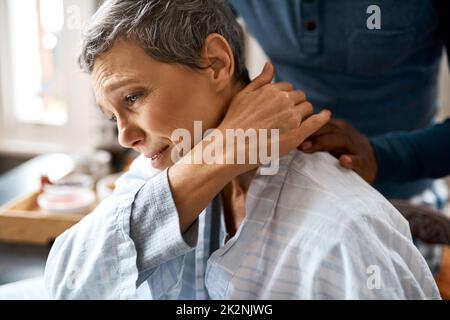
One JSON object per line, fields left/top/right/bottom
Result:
{"left": 79, "top": 0, "right": 250, "bottom": 83}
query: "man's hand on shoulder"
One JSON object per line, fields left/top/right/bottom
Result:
{"left": 299, "top": 119, "right": 378, "bottom": 184}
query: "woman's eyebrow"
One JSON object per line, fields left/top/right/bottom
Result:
{"left": 105, "top": 79, "right": 136, "bottom": 93}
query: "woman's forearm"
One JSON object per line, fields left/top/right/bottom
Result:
{"left": 168, "top": 135, "right": 245, "bottom": 233}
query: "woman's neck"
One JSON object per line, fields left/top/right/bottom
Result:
{"left": 233, "top": 169, "right": 257, "bottom": 193}
{"left": 221, "top": 169, "right": 257, "bottom": 239}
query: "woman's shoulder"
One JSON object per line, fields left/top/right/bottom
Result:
{"left": 285, "top": 150, "right": 385, "bottom": 202}
{"left": 265, "top": 150, "right": 411, "bottom": 239}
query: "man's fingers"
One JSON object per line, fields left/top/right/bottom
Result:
{"left": 300, "top": 132, "right": 348, "bottom": 153}
{"left": 303, "top": 118, "right": 339, "bottom": 138}
{"left": 298, "top": 140, "right": 312, "bottom": 151}
{"left": 245, "top": 62, "right": 274, "bottom": 92}
{"left": 332, "top": 119, "right": 351, "bottom": 130}
{"left": 339, "top": 155, "right": 367, "bottom": 181}
{"left": 339, "top": 154, "right": 354, "bottom": 168}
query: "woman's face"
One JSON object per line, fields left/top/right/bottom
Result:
{"left": 92, "top": 40, "right": 232, "bottom": 170}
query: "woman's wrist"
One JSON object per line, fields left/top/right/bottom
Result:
{"left": 168, "top": 137, "right": 248, "bottom": 233}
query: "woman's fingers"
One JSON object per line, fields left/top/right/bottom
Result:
{"left": 288, "top": 90, "right": 308, "bottom": 106}
{"left": 244, "top": 62, "right": 274, "bottom": 92}
{"left": 292, "top": 109, "right": 331, "bottom": 142}
{"left": 272, "top": 82, "right": 294, "bottom": 92}
{"left": 293, "top": 101, "right": 314, "bottom": 123}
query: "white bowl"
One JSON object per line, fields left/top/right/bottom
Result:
{"left": 96, "top": 173, "right": 122, "bottom": 201}
{"left": 55, "top": 173, "right": 94, "bottom": 189}
{"left": 37, "top": 186, "right": 96, "bottom": 214}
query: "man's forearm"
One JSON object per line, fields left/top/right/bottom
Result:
{"left": 371, "top": 118, "right": 450, "bottom": 184}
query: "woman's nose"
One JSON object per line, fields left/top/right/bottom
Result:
{"left": 117, "top": 120, "right": 144, "bottom": 149}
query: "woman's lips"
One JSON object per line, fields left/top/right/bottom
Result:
{"left": 144, "top": 145, "right": 170, "bottom": 160}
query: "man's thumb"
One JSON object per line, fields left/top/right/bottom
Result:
{"left": 245, "top": 62, "right": 274, "bottom": 92}
{"left": 339, "top": 154, "right": 357, "bottom": 168}
{"left": 339, "top": 154, "right": 365, "bottom": 174}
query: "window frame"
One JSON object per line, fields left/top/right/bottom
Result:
{"left": 0, "top": 0, "right": 102, "bottom": 155}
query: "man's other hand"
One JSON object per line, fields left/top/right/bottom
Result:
{"left": 299, "top": 119, "right": 378, "bottom": 184}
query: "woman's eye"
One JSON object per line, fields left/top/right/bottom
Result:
{"left": 125, "top": 94, "right": 141, "bottom": 107}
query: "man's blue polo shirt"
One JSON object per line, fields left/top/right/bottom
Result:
{"left": 230, "top": 0, "right": 449, "bottom": 199}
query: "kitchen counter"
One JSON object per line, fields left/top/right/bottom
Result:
{"left": 0, "top": 153, "right": 74, "bottom": 285}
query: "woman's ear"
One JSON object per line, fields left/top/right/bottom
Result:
{"left": 201, "top": 33, "right": 235, "bottom": 92}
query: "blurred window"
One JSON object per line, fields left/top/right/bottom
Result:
{"left": 0, "top": 0, "right": 110, "bottom": 154}
{"left": 8, "top": 0, "right": 68, "bottom": 125}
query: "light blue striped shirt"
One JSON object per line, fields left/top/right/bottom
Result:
{"left": 44, "top": 151, "right": 440, "bottom": 299}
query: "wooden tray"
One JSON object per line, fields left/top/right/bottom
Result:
{"left": 0, "top": 191, "right": 91, "bottom": 245}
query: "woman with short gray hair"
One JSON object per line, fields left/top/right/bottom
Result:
{"left": 42, "top": 0, "right": 439, "bottom": 300}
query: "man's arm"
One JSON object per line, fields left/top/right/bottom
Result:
{"left": 370, "top": 119, "right": 450, "bottom": 183}
{"left": 300, "top": 117, "right": 450, "bottom": 184}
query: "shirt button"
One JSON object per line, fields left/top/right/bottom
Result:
{"left": 304, "top": 20, "right": 317, "bottom": 31}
